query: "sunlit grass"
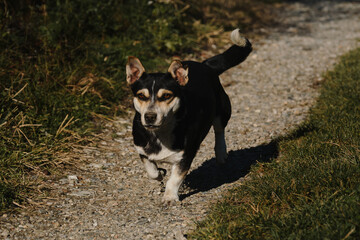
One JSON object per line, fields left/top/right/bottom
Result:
{"left": 189, "top": 48, "right": 360, "bottom": 239}
{"left": 0, "top": 0, "right": 280, "bottom": 211}
{"left": 0, "top": 0, "right": 198, "bottom": 211}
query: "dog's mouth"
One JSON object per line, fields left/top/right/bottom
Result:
{"left": 143, "top": 124, "right": 161, "bottom": 131}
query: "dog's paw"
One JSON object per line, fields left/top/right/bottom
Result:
{"left": 216, "top": 152, "right": 228, "bottom": 165}
{"left": 215, "top": 144, "right": 228, "bottom": 165}
{"left": 231, "top": 28, "right": 247, "bottom": 47}
{"left": 162, "top": 192, "right": 179, "bottom": 204}
{"left": 154, "top": 168, "right": 167, "bottom": 181}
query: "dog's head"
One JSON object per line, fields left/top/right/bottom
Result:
{"left": 126, "top": 57, "right": 188, "bottom": 131}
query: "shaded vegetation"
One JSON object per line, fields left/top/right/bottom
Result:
{"left": 189, "top": 48, "right": 360, "bottom": 239}
{"left": 0, "top": 0, "right": 279, "bottom": 211}
{"left": 0, "top": 0, "right": 198, "bottom": 211}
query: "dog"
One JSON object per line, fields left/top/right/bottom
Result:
{"left": 126, "top": 29, "right": 252, "bottom": 203}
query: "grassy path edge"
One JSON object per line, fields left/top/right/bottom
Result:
{"left": 189, "top": 48, "right": 360, "bottom": 239}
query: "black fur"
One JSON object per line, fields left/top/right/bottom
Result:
{"left": 129, "top": 33, "right": 252, "bottom": 201}
{"left": 203, "top": 38, "right": 252, "bottom": 75}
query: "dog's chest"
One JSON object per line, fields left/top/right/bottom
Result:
{"left": 135, "top": 133, "right": 183, "bottom": 163}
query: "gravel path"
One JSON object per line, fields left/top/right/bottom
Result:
{"left": 2, "top": 1, "right": 360, "bottom": 239}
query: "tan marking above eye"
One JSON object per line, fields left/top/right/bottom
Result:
{"left": 157, "top": 89, "right": 174, "bottom": 100}
{"left": 136, "top": 89, "right": 150, "bottom": 97}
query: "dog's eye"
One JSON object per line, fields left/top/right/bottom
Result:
{"left": 137, "top": 93, "right": 148, "bottom": 101}
{"left": 160, "top": 93, "right": 173, "bottom": 101}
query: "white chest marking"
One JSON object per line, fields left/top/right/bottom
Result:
{"left": 135, "top": 142, "right": 183, "bottom": 164}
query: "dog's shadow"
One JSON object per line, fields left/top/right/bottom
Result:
{"left": 180, "top": 140, "right": 279, "bottom": 200}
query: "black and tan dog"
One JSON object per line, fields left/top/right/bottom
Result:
{"left": 126, "top": 29, "right": 252, "bottom": 202}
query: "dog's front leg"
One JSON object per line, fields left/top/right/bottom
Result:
{"left": 163, "top": 162, "right": 189, "bottom": 203}
{"left": 140, "top": 155, "right": 164, "bottom": 181}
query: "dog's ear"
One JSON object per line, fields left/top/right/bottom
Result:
{"left": 126, "top": 56, "right": 145, "bottom": 85}
{"left": 168, "top": 59, "right": 189, "bottom": 86}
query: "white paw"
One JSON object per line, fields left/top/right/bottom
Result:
{"left": 147, "top": 170, "right": 161, "bottom": 180}
{"left": 231, "top": 28, "right": 247, "bottom": 47}
{"left": 162, "top": 192, "right": 179, "bottom": 204}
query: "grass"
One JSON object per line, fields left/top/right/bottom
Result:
{"left": 189, "top": 48, "right": 360, "bottom": 239}
{"left": 0, "top": 0, "right": 199, "bottom": 211}
{"left": 0, "top": 0, "right": 280, "bottom": 211}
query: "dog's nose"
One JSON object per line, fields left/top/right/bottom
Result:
{"left": 144, "top": 112, "right": 157, "bottom": 124}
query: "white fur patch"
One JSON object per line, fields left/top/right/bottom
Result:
{"left": 143, "top": 158, "right": 160, "bottom": 179}
{"left": 231, "top": 28, "right": 247, "bottom": 47}
{"left": 134, "top": 139, "right": 183, "bottom": 163}
{"left": 148, "top": 138, "right": 183, "bottom": 163}
{"left": 135, "top": 145, "right": 146, "bottom": 156}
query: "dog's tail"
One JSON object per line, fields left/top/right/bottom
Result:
{"left": 202, "top": 29, "right": 252, "bottom": 76}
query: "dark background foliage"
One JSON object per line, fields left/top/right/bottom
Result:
{"left": 0, "top": 0, "right": 277, "bottom": 210}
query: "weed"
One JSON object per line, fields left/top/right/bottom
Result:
{"left": 0, "top": 0, "right": 199, "bottom": 211}
{"left": 189, "top": 48, "right": 360, "bottom": 239}
{"left": 0, "top": 0, "right": 280, "bottom": 211}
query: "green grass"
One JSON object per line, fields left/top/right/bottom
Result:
{"left": 0, "top": 0, "right": 280, "bottom": 212}
{"left": 0, "top": 0, "right": 200, "bottom": 211}
{"left": 189, "top": 48, "right": 360, "bottom": 239}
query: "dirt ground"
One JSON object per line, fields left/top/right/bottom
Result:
{"left": 1, "top": 1, "right": 360, "bottom": 239}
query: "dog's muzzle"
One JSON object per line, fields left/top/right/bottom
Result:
{"left": 144, "top": 112, "right": 157, "bottom": 124}
{"left": 143, "top": 112, "right": 160, "bottom": 130}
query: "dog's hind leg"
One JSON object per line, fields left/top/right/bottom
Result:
{"left": 213, "top": 118, "right": 228, "bottom": 164}
{"left": 213, "top": 89, "right": 231, "bottom": 164}
{"left": 140, "top": 155, "right": 165, "bottom": 181}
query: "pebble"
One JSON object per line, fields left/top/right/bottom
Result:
{"left": 1, "top": 230, "right": 9, "bottom": 237}
{"left": 67, "top": 175, "right": 78, "bottom": 186}
{"left": 2, "top": 2, "right": 360, "bottom": 240}
{"left": 88, "top": 163, "right": 102, "bottom": 168}
{"left": 174, "top": 228, "right": 186, "bottom": 240}
{"left": 59, "top": 178, "right": 68, "bottom": 184}
{"left": 68, "top": 190, "right": 94, "bottom": 197}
